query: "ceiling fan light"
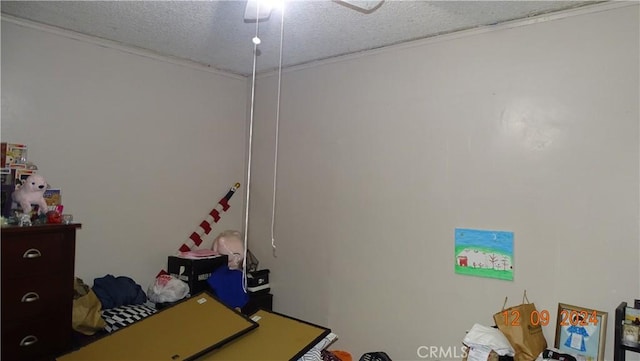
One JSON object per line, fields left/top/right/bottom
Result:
{"left": 244, "top": 0, "right": 276, "bottom": 21}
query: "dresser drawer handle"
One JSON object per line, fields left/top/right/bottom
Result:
{"left": 22, "top": 248, "right": 42, "bottom": 259}
{"left": 21, "top": 292, "right": 40, "bottom": 303}
{"left": 19, "top": 335, "right": 39, "bottom": 347}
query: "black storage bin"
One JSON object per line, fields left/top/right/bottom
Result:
{"left": 167, "top": 255, "right": 228, "bottom": 296}
{"left": 241, "top": 292, "right": 273, "bottom": 315}
{"left": 247, "top": 269, "right": 270, "bottom": 294}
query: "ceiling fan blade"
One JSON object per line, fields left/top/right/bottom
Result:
{"left": 336, "top": 0, "right": 384, "bottom": 13}
{"left": 244, "top": 0, "right": 274, "bottom": 21}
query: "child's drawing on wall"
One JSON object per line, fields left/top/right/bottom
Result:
{"left": 454, "top": 228, "right": 514, "bottom": 281}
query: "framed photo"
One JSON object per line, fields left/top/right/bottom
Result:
{"left": 554, "top": 303, "right": 607, "bottom": 361}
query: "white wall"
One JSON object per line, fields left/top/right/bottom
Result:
{"left": 1, "top": 18, "right": 248, "bottom": 287}
{"left": 249, "top": 3, "right": 640, "bottom": 360}
{"left": 2, "top": 3, "right": 639, "bottom": 361}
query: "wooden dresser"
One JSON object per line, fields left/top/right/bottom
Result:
{"left": 1, "top": 224, "right": 81, "bottom": 361}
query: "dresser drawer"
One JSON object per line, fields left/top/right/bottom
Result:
{"left": 1, "top": 230, "right": 75, "bottom": 277}
{"left": 2, "top": 316, "right": 71, "bottom": 361}
{"left": 1, "top": 224, "right": 80, "bottom": 360}
{"left": 1, "top": 274, "right": 73, "bottom": 322}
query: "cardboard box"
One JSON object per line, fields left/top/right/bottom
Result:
{"left": 1, "top": 142, "right": 28, "bottom": 168}
{"left": 168, "top": 255, "right": 228, "bottom": 295}
{"left": 15, "top": 168, "right": 36, "bottom": 188}
{"left": 43, "top": 188, "right": 62, "bottom": 211}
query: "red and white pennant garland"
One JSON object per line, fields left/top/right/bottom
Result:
{"left": 157, "top": 182, "right": 240, "bottom": 278}
{"left": 178, "top": 182, "right": 241, "bottom": 252}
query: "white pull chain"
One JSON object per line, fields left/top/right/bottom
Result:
{"left": 242, "top": 2, "right": 262, "bottom": 293}
{"left": 270, "top": 4, "right": 285, "bottom": 257}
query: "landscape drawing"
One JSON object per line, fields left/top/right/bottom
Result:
{"left": 454, "top": 228, "right": 514, "bottom": 281}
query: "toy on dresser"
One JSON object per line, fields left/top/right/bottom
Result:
{"left": 212, "top": 230, "right": 245, "bottom": 270}
{"left": 12, "top": 173, "right": 49, "bottom": 226}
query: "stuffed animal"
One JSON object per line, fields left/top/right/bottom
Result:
{"left": 12, "top": 174, "right": 49, "bottom": 215}
{"left": 211, "top": 230, "right": 245, "bottom": 270}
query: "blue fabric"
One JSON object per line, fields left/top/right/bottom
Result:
{"left": 564, "top": 325, "right": 589, "bottom": 352}
{"left": 206, "top": 266, "right": 248, "bottom": 309}
{"left": 92, "top": 275, "right": 147, "bottom": 309}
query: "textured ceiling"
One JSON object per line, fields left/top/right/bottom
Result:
{"left": 1, "top": 0, "right": 599, "bottom": 76}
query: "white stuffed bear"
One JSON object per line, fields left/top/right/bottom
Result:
{"left": 13, "top": 174, "right": 49, "bottom": 215}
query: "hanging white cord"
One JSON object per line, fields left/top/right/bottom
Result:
{"left": 270, "top": 5, "right": 285, "bottom": 257}
{"left": 242, "top": 5, "right": 261, "bottom": 293}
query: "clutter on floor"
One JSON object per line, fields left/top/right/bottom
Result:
{"left": 67, "top": 233, "right": 311, "bottom": 359}
{"left": 193, "top": 307, "right": 333, "bottom": 361}
{"left": 63, "top": 292, "right": 339, "bottom": 361}
{"left": 61, "top": 292, "right": 258, "bottom": 361}
{"left": 492, "top": 292, "right": 547, "bottom": 361}
{"left": 359, "top": 351, "right": 391, "bottom": 361}
{"left": 2, "top": 203, "right": 360, "bottom": 361}
{"left": 461, "top": 291, "right": 621, "bottom": 361}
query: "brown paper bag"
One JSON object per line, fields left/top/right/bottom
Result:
{"left": 72, "top": 278, "right": 106, "bottom": 335}
{"left": 493, "top": 291, "right": 547, "bottom": 361}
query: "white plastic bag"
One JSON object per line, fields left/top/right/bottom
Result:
{"left": 147, "top": 274, "right": 189, "bottom": 303}
{"left": 463, "top": 323, "right": 515, "bottom": 357}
